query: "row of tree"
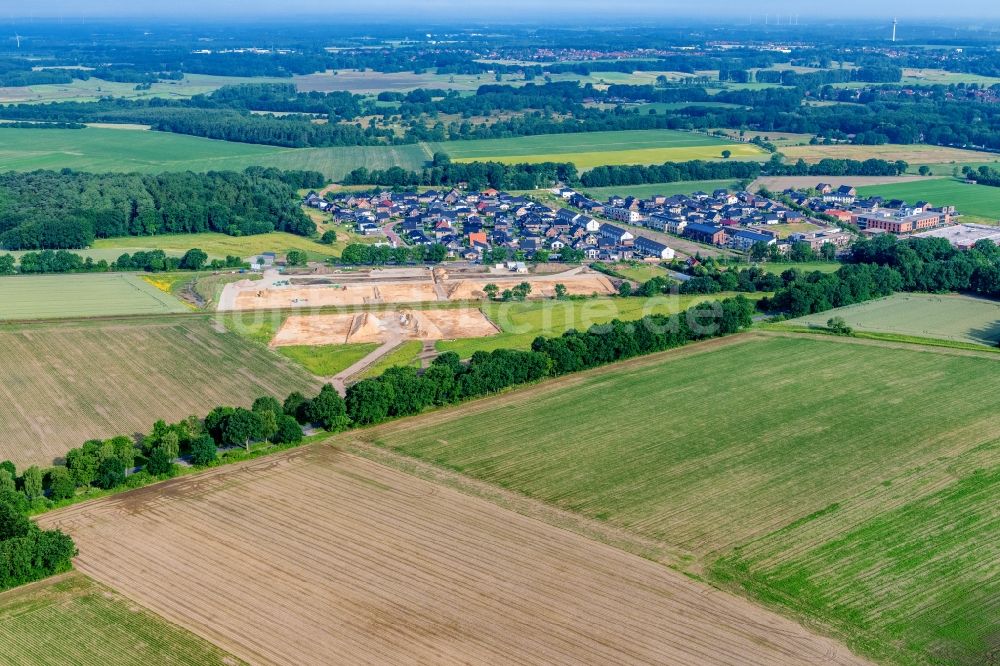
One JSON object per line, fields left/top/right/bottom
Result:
{"left": 763, "top": 235, "right": 1000, "bottom": 316}
{"left": 0, "top": 248, "right": 244, "bottom": 275}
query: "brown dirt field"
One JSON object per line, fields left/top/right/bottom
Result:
{"left": 227, "top": 272, "right": 615, "bottom": 311}
{"left": 40, "top": 445, "right": 869, "bottom": 666}
{"left": 233, "top": 281, "right": 440, "bottom": 309}
{"left": 447, "top": 275, "right": 616, "bottom": 300}
{"left": 271, "top": 309, "right": 499, "bottom": 346}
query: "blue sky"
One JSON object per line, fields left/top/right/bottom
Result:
{"left": 7, "top": 1, "right": 998, "bottom": 20}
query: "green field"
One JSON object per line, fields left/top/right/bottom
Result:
{"left": 439, "top": 129, "right": 766, "bottom": 168}
{"left": 0, "top": 126, "right": 761, "bottom": 179}
{"left": 277, "top": 342, "right": 378, "bottom": 377}
{"left": 579, "top": 179, "right": 741, "bottom": 200}
{"left": 0, "top": 572, "right": 245, "bottom": 666}
{"left": 858, "top": 179, "right": 1000, "bottom": 225}
{"left": 0, "top": 273, "right": 189, "bottom": 320}
{"left": 435, "top": 294, "right": 744, "bottom": 357}
{"left": 93, "top": 231, "right": 340, "bottom": 261}
{"left": 362, "top": 334, "right": 1000, "bottom": 665}
{"left": 758, "top": 261, "right": 842, "bottom": 275}
{"left": 787, "top": 293, "right": 1000, "bottom": 345}
{"left": 0, "top": 316, "right": 319, "bottom": 468}
{"left": 0, "top": 127, "right": 431, "bottom": 181}
{"left": 356, "top": 340, "right": 424, "bottom": 379}
{"left": 607, "top": 261, "right": 675, "bottom": 283}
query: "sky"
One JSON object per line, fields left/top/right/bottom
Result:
{"left": 6, "top": 1, "right": 999, "bottom": 21}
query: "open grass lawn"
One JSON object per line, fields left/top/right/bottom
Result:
{"left": 0, "top": 316, "right": 318, "bottom": 468}
{"left": 607, "top": 261, "right": 674, "bottom": 283}
{"left": 93, "top": 231, "right": 338, "bottom": 261}
{"left": 858, "top": 178, "right": 1000, "bottom": 224}
{"left": 363, "top": 334, "right": 1000, "bottom": 665}
{"left": 786, "top": 293, "right": 1000, "bottom": 346}
{"left": 0, "top": 273, "right": 189, "bottom": 320}
{"left": 0, "top": 572, "right": 245, "bottom": 666}
{"left": 435, "top": 293, "right": 745, "bottom": 357}
{"left": 578, "top": 178, "right": 741, "bottom": 200}
{"left": 437, "top": 129, "right": 766, "bottom": 168}
{"left": 758, "top": 261, "right": 842, "bottom": 275}
{"left": 277, "top": 342, "right": 379, "bottom": 377}
{"left": 356, "top": 340, "right": 424, "bottom": 379}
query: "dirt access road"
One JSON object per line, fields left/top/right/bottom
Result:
{"left": 41, "top": 445, "right": 870, "bottom": 666}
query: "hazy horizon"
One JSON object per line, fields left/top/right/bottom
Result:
{"left": 5, "top": 0, "right": 999, "bottom": 21}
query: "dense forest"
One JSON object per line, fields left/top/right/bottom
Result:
{"left": 0, "top": 168, "right": 323, "bottom": 250}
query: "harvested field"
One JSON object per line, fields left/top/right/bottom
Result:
{"left": 40, "top": 445, "right": 868, "bottom": 666}
{"left": 0, "top": 317, "right": 318, "bottom": 468}
{"left": 0, "top": 572, "right": 244, "bottom": 666}
{"left": 271, "top": 309, "right": 499, "bottom": 346}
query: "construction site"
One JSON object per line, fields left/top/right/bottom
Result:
{"left": 271, "top": 309, "right": 501, "bottom": 347}
{"left": 218, "top": 265, "right": 617, "bottom": 312}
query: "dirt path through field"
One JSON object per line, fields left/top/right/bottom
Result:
{"left": 40, "top": 445, "right": 870, "bottom": 666}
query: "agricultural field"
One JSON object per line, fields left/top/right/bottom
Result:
{"left": 0, "top": 572, "right": 245, "bottom": 666}
{"left": 93, "top": 231, "right": 339, "bottom": 261}
{"left": 0, "top": 273, "right": 189, "bottom": 320}
{"left": 0, "top": 73, "right": 288, "bottom": 104}
{"left": 436, "top": 129, "right": 767, "bottom": 168}
{"left": 578, "top": 178, "right": 742, "bottom": 200}
{"left": 858, "top": 178, "right": 1000, "bottom": 224}
{"left": 781, "top": 143, "right": 1000, "bottom": 167}
{"left": 39, "top": 446, "right": 867, "bottom": 666}
{"left": 0, "top": 126, "right": 432, "bottom": 181}
{"left": 361, "top": 334, "right": 1000, "bottom": 664}
{"left": 435, "top": 293, "right": 749, "bottom": 357}
{"left": 0, "top": 317, "right": 319, "bottom": 468}
{"left": 786, "top": 293, "right": 1000, "bottom": 346}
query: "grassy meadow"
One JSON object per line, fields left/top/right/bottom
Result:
{"left": 786, "top": 293, "right": 1000, "bottom": 346}
{"left": 361, "top": 333, "right": 1000, "bottom": 665}
{"left": 276, "top": 342, "right": 379, "bottom": 377}
{"left": 0, "top": 573, "right": 245, "bottom": 666}
{"left": 858, "top": 178, "right": 1000, "bottom": 224}
{"left": 0, "top": 273, "right": 189, "bottom": 320}
{"left": 356, "top": 340, "right": 424, "bottom": 379}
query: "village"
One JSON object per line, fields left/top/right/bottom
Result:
{"left": 304, "top": 180, "right": 983, "bottom": 268}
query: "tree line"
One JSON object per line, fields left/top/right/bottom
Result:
{"left": 0, "top": 168, "right": 322, "bottom": 251}
{"left": 0, "top": 248, "right": 245, "bottom": 276}
{"left": 762, "top": 235, "right": 1000, "bottom": 316}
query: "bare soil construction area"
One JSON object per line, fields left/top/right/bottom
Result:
{"left": 270, "top": 309, "right": 500, "bottom": 346}
{"left": 220, "top": 267, "right": 616, "bottom": 311}
{"left": 41, "top": 445, "right": 868, "bottom": 666}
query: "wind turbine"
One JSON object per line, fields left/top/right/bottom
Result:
{"left": 14, "top": 33, "right": 20, "bottom": 49}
